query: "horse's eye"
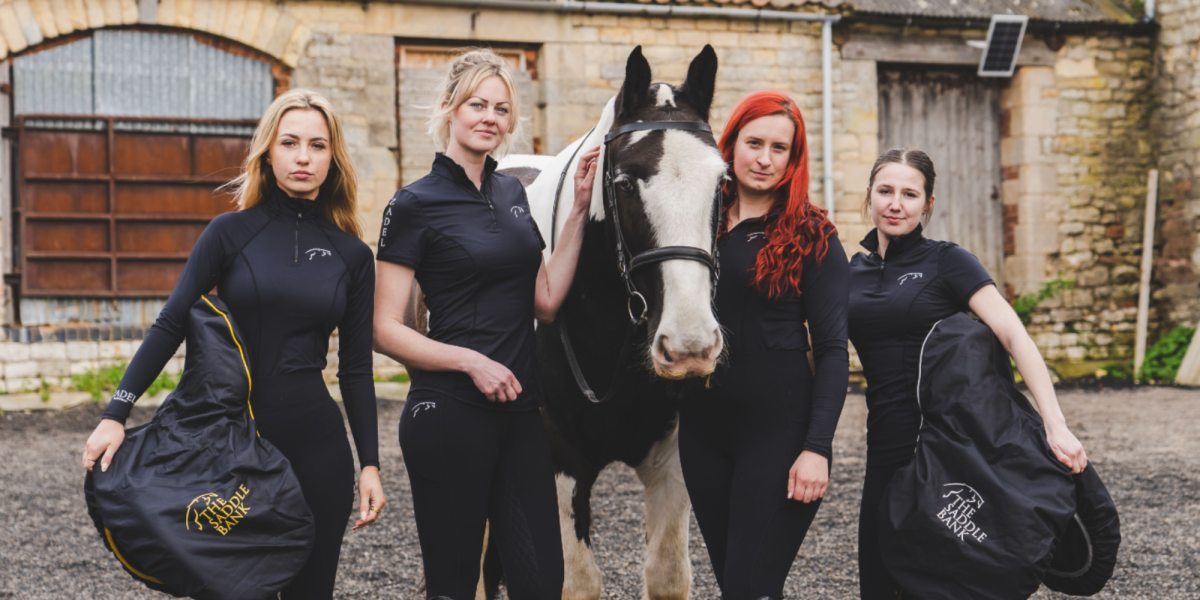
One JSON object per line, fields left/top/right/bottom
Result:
{"left": 617, "top": 176, "right": 634, "bottom": 192}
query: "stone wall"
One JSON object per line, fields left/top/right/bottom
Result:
{"left": 1154, "top": 0, "right": 1200, "bottom": 332}
{"left": 1018, "top": 34, "right": 1155, "bottom": 363}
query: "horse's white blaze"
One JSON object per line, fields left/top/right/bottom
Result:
{"left": 557, "top": 473, "right": 604, "bottom": 600}
{"left": 654, "top": 84, "right": 676, "bottom": 107}
{"left": 639, "top": 129, "right": 725, "bottom": 359}
{"left": 636, "top": 425, "right": 692, "bottom": 600}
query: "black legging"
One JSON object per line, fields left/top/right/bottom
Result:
{"left": 859, "top": 461, "right": 908, "bottom": 600}
{"left": 399, "top": 391, "right": 563, "bottom": 600}
{"left": 679, "top": 356, "right": 824, "bottom": 600}
{"left": 254, "top": 375, "right": 356, "bottom": 600}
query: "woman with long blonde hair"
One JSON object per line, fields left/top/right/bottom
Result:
{"left": 83, "top": 88, "right": 385, "bottom": 599}
{"left": 374, "top": 48, "right": 597, "bottom": 599}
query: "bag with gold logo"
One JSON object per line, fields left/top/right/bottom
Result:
{"left": 84, "top": 295, "right": 315, "bottom": 599}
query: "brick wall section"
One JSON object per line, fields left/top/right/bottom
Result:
{"left": 1154, "top": 0, "right": 1200, "bottom": 331}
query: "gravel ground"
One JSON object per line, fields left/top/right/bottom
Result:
{"left": 2, "top": 387, "right": 1196, "bottom": 599}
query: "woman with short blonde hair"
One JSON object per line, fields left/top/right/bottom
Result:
{"left": 84, "top": 88, "right": 385, "bottom": 599}
{"left": 375, "top": 48, "right": 598, "bottom": 599}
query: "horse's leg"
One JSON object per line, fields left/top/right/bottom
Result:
{"left": 558, "top": 471, "right": 603, "bottom": 600}
{"left": 635, "top": 422, "right": 691, "bottom": 600}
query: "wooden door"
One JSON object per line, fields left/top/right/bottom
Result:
{"left": 878, "top": 68, "right": 1006, "bottom": 285}
{"left": 17, "top": 116, "right": 253, "bottom": 296}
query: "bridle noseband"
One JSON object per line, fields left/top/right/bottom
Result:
{"left": 550, "top": 119, "right": 724, "bottom": 403}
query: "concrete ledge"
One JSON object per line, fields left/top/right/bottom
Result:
{"left": 0, "top": 391, "right": 91, "bottom": 412}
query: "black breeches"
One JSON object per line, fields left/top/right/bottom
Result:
{"left": 858, "top": 461, "right": 908, "bottom": 600}
{"left": 679, "top": 354, "right": 823, "bottom": 600}
{"left": 399, "top": 392, "right": 563, "bottom": 600}
{"left": 256, "top": 397, "right": 356, "bottom": 600}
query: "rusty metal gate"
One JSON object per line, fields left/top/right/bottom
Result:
{"left": 15, "top": 115, "right": 252, "bottom": 297}
{"left": 9, "top": 29, "right": 275, "bottom": 324}
{"left": 878, "top": 68, "right": 1006, "bottom": 285}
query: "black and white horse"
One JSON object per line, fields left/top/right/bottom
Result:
{"left": 497, "top": 45, "right": 726, "bottom": 600}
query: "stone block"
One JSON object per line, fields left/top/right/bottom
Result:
{"left": 66, "top": 341, "right": 99, "bottom": 361}
{"left": 30, "top": 343, "right": 67, "bottom": 361}
{"left": 0, "top": 6, "right": 29, "bottom": 53}
{"left": 1014, "top": 223, "right": 1059, "bottom": 255}
{"left": 221, "top": 0, "right": 244, "bottom": 38}
{"left": 28, "top": 0, "right": 59, "bottom": 37}
{"left": 1006, "top": 254, "right": 1048, "bottom": 292}
{"left": 1001, "top": 136, "right": 1041, "bottom": 166}
{"left": 82, "top": 0, "right": 103, "bottom": 27}
{"left": 676, "top": 29, "right": 708, "bottom": 47}
{"left": 710, "top": 31, "right": 739, "bottom": 48}
{"left": 3, "top": 360, "right": 38, "bottom": 379}
{"left": 0, "top": 343, "right": 31, "bottom": 362}
{"left": 66, "top": 0, "right": 87, "bottom": 30}
{"left": 252, "top": 4, "right": 280, "bottom": 51}
{"left": 119, "top": 0, "right": 135, "bottom": 23}
{"left": 1018, "top": 164, "right": 1058, "bottom": 196}
{"left": 235, "top": 0, "right": 263, "bottom": 44}
{"left": 1009, "top": 105, "right": 1056, "bottom": 137}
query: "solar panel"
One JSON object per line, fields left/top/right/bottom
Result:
{"left": 978, "top": 14, "right": 1029, "bottom": 77}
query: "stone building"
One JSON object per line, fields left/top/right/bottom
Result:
{"left": 0, "top": 0, "right": 1191, "bottom": 392}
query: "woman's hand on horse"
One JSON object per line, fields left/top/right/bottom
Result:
{"left": 353, "top": 466, "right": 386, "bottom": 532}
{"left": 465, "top": 351, "right": 523, "bottom": 402}
{"left": 572, "top": 147, "right": 602, "bottom": 215}
{"left": 788, "top": 450, "right": 828, "bottom": 504}
{"left": 82, "top": 418, "right": 125, "bottom": 472}
{"left": 1046, "top": 422, "right": 1088, "bottom": 474}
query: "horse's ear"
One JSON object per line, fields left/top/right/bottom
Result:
{"left": 681, "top": 45, "right": 718, "bottom": 121}
{"left": 617, "top": 46, "right": 652, "bottom": 118}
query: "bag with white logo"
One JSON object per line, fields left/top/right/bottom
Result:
{"left": 878, "top": 313, "right": 1077, "bottom": 599}
{"left": 84, "top": 295, "right": 315, "bottom": 599}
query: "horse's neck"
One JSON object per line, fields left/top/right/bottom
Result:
{"left": 551, "top": 98, "right": 615, "bottom": 242}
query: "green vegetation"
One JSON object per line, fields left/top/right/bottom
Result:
{"left": 1138, "top": 326, "right": 1196, "bottom": 384}
{"left": 1100, "top": 360, "right": 1134, "bottom": 380}
{"left": 1012, "top": 278, "right": 1075, "bottom": 325}
{"left": 39, "top": 380, "right": 51, "bottom": 403}
{"left": 72, "top": 362, "right": 177, "bottom": 402}
{"left": 375, "top": 371, "right": 411, "bottom": 384}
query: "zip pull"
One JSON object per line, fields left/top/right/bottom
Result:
{"left": 294, "top": 211, "right": 301, "bottom": 263}
{"left": 482, "top": 183, "right": 498, "bottom": 229}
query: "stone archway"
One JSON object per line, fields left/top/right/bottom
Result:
{"left": 0, "top": 0, "right": 310, "bottom": 67}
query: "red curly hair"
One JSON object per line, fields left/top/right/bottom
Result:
{"left": 718, "top": 91, "right": 835, "bottom": 300}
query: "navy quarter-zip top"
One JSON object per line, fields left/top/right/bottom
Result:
{"left": 103, "top": 185, "right": 380, "bottom": 469}
{"left": 847, "top": 224, "right": 994, "bottom": 467}
{"left": 378, "top": 152, "right": 545, "bottom": 410}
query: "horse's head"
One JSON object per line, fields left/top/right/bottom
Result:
{"left": 600, "top": 45, "right": 725, "bottom": 380}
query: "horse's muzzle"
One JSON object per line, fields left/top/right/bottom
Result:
{"left": 651, "top": 333, "right": 721, "bottom": 380}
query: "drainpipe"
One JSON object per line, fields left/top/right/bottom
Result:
{"left": 396, "top": 0, "right": 842, "bottom": 214}
{"left": 822, "top": 19, "right": 834, "bottom": 221}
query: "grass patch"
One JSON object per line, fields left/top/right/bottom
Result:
{"left": 374, "top": 371, "right": 410, "bottom": 384}
{"left": 71, "top": 362, "right": 178, "bottom": 402}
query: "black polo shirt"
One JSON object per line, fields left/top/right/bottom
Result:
{"left": 378, "top": 153, "right": 545, "bottom": 410}
{"left": 847, "top": 224, "right": 994, "bottom": 466}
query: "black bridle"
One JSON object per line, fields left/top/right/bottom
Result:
{"left": 550, "top": 120, "right": 723, "bottom": 402}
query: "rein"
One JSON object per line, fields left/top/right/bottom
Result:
{"left": 550, "top": 120, "right": 722, "bottom": 403}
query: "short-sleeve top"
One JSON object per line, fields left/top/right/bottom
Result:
{"left": 378, "top": 153, "right": 546, "bottom": 411}
{"left": 847, "top": 224, "right": 995, "bottom": 467}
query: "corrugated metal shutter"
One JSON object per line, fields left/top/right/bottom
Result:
{"left": 15, "top": 30, "right": 272, "bottom": 120}
{"left": 878, "top": 68, "right": 1006, "bottom": 287}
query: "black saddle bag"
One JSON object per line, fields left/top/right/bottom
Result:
{"left": 878, "top": 313, "right": 1077, "bottom": 600}
{"left": 84, "top": 296, "right": 315, "bottom": 599}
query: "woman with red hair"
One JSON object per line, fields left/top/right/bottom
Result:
{"left": 679, "top": 91, "right": 849, "bottom": 598}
